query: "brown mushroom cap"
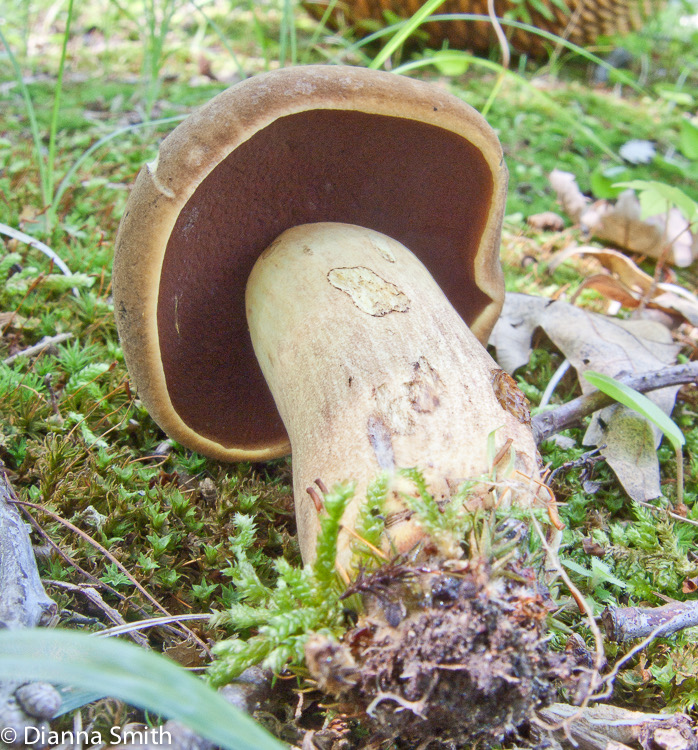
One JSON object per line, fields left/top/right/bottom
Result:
{"left": 113, "top": 65, "right": 508, "bottom": 462}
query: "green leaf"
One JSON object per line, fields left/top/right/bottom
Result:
{"left": 561, "top": 558, "right": 592, "bottom": 579}
{"left": 614, "top": 180, "right": 698, "bottom": 223}
{"left": 583, "top": 371, "right": 685, "bottom": 452}
{"left": 590, "top": 557, "right": 627, "bottom": 589}
{"left": 590, "top": 164, "right": 632, "bottom": 199}
{"left": 679, "top": 119, "right": 698, "bottom": 161}
{"left": 0, "top": 629, "right": 283, "bottom": 750}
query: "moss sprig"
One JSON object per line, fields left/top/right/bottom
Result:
{"left": 353, "top": 472, "right": 389, "bottom": 551}
{"left": 209, "top": 468, "right": 552, "bottom": 686}
{"left": 209, "top": 487, "right": 354, "bottom": 685}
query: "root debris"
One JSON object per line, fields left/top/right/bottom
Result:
{"left": 306, "top": 558, "right": 573, "bottom": 747}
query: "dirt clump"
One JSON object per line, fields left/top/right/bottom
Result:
{"left": 306, "top": 558, "right": 573, "bottom": 747}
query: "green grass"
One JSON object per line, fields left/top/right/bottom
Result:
{"left": 1, "top": 0, "right": 698, "bottom": 740}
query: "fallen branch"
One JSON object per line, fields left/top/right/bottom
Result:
{"left": 532, "top": 361, "right": 698, "bottom": 444}
{"left": 602, "top": 600, "right": 698, "bottom": 643}
{"left": 45, "top": 580, "right": 150, "bottom": 649}
{"left": 0, "top": 468, "right": 56, "bottom": 629}
{"left": 0, "top": 466, "right": 62, "bottom": 743}
{"left": 537, "top": 702, "right": 697, "bottom": 750}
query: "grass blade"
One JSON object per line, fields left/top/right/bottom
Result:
{"left": 51, "top": 115, "right": 187, "bottom": 214}
{"left": 0, "top": 629, "right": 283, "bottom": 750}
{"left": 368, "top": 0, "right": 448, "bottom": 70}
{"left": 583, "top": 370, "right": 685, "bottom": 452}
{"left": 46, "top": 0, "right": 76, "bottom": 211}
{"left": 584, "top": 369, "right": 685, "bottom": 505}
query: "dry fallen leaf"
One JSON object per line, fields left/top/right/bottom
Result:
{"left": 549, "top": 172, "right": 696, "bottom": 267}
{"left": 549, "top": 169, "right": 589, "bottom": 222}
{"left": 585, "top": 192, "right": 694, "bottom": 266}
{"left": 549, "top": 245, "right": 653, "bottom": 293}
{"left": 549, "top": 245, "right": 698, "bottom": 326}
{"left": 653, "top": 289, "right": 698, "bottom": 327}
{"left": 490, "top": 293, "right": 681, "bottom": 502}
{"left": 575, "top": 274, "right": 642, "bottom": 309}
{"left": 0, "top": 312, "right": 26, "bottom": 332}
{"left": 582, "top": 538, "right": 606, "bottom": 557}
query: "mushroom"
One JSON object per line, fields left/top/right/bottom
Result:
{"left": 114, "top": 65, "right": 541, "bottom": 564}
{"left": 114, "top": 65, "right": 568, "bottom": 744}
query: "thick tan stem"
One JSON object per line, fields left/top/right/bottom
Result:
{"left": 246, "top": 223, "right": 540, "bottom": 568}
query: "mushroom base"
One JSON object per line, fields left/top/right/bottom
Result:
{"left": 306, "top": 557, "right": 573, "bottom": 747}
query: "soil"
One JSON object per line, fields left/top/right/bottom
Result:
{"left": 306, "top": 556, "right": 575, "bottom": 747}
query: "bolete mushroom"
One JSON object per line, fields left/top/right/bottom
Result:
{"left": 114, "top": 64, "right": 542, "bottom": 564}
{"left": 114, "top": 66, "right": 569, "bottom": 743}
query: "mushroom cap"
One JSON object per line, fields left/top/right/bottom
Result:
{"left": 113, "top": 65, "right": 508, "bottom": 462}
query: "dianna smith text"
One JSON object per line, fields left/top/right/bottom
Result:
{"left": 22, "top": 726, "right": 173, "bottom": 745}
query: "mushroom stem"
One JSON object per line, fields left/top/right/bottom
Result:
{"left": 246, "top": 222, "right": 541, "bottom": 569}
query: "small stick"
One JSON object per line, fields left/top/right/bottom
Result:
{"left": 3, "top": 332, "right": 73, "bottom": 364}
{"left": 532, "top": 361, "right": 698, "bottom": 444}
{"left": 307, "top": 486, "right": 324, "bottom": 512}
{"left": 45, "top": 580, "right": 150, "bottom": 648}
{"left": 0, "top": 222, "right": 73, "bottom": 279}
{"left": 602, "top": 600, "right": 698, "bottom": 643}
{"left": 537, "top": 702, "right": 696, "bottom": 750}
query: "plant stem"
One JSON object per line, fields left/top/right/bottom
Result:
{"left": 46, "top": 0, "right": 76, "bottom": 227}
{"left": 279, "top": 0, "right": 298, "bottom": 67}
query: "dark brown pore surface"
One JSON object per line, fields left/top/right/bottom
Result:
{"left": 159, "top": 109, "right": 493, "bottom": 451}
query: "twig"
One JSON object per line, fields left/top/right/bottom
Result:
{"left": 19, "top": 504, "right": 129, "bottom": 601}
{"left": 635, "top": 499, "right": 698, "bottom": 528}
{"left": 532, "top": 361, "right": 698, "bottom": 444}
{"left": 3, "top": 332, "right": 73, "bottom": 364}
{"left": 602, "top": 600, "right": 698, "bottom": 643}
{"left": 547, "top": 447, "right": 605, "bottom": 485}
{"left": 44, "top": 580, "right": 150, "bottom": 648}
{"left": 0, "top": 223, "right": 73, "bottom": 277}
{"left": 591, "top": 608, "right": 698, "bottom": 703}
{"left": 537, "top": 702, "right": 696, "bottom": 749}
